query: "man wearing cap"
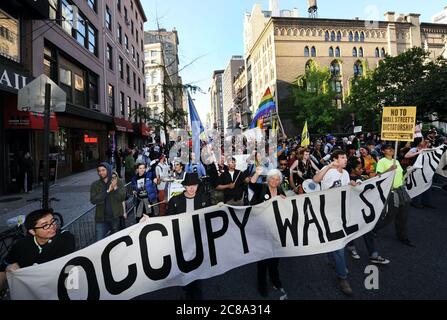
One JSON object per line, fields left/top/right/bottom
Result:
{"left": 167, "top": 173, "right": 210, "bottom": 299}
{"left": 375, "top": 144, "right": 413, "bottom": 247}
{"left": 91, "top": 162, "right": 126, "bottom": 241}
{"left": 324, "top": 135, "right": 336, "bottom": 155}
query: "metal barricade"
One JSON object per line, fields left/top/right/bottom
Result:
{"left": 62, "top": 182, "right": 137, "bottom": 250}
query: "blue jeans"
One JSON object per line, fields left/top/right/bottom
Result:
{"left": 96, "top": 218, "right": 120, "bottom": 242}
{"left": 327, "top": 248, "right": 348, "bottom": 279}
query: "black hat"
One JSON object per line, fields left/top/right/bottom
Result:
{"left": 182, "top": 173, "right": 201, "bottom": 186}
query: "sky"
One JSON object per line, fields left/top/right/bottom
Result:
{"left": 140, "top": 0, "right": 446, "bottom": 121}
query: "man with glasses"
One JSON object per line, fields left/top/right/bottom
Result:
{"left": 0, "top": 209, "right": 75, "bottom": 290}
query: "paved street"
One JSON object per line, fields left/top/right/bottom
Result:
{"left": 0, "top": 169, "right": 101, "bottom": 228}
{"left": 135, "top": 185, "right": 447, "bottom": 300}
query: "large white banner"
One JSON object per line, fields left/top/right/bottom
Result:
{"left": 7, "top": 172, "right": 394, "bottom": 300}
{"left": 404, "top": 145, "right": 447, "bottom": 198}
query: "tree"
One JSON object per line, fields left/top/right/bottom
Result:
{"left": 287, "top": 61, "right": 341, "bottom": 134}
{"left": 347, "top": 47, "right": 447, "bottom": 128}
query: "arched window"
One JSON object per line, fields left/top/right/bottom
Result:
{"left": 354, "top": 61, "right": 363, "bottom": 76}
{"left": 359, "top": 47, "right": 364, "bottom": 57}
{"left": 311, "top": 46, "right": 317, "bottom": 57}
{"left": 352, "top": 47, "right": 358, "bottom": 57}
{"left": 335, "top": 47, "right": 341, "bottom": 57}
{"left": 375, "top": 47, "right": 380, "bottom": 58}
{"left": 304, "top": 46, "right": 310, "bottom": 57}
{"left": 330, "top": 60, "right": 341, "bottom": 77}
{"left": 360, "top": 32, "right": 365, "bottom": 42}
{"left": 331, "top": 31, "right": 336, "bottom": 42}
{"left": 337, "top": 31, "right": 342, "bottom": 42}
{"left": 325, "top": 31, "right": 329, "bottom": 41}
{"left": 381, "top": 48, "right": 386, "bottom": 57}
{"left": 349, "top": 31, "right": 353, "bottom": 42}
{"left": 329, "top": 47, "right": 334, "bottom": 57}
{"left": 354, "top": 31, "right": 359, "bottom": 42}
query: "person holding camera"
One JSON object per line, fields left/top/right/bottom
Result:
{"left": 131, "top": 163, "right": 158, "bottom": 220}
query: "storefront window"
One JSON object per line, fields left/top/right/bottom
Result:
{"left": 0, "top": 10, "right": 20, "bottom": 62}
{"left": 50, "top": 129, "right": 68, "bottom": 163}
{"left": 83, "top": 131, "right": 99, "bottom": 162}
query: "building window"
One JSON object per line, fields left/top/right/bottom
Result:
{"left": 381, "top": 48, "right": 386, "bottom": 57}
{"left": 331, "top": 31, "right": 335, "bottom": 42}
{"left": 153, "top": 90, "right": 159, "bottom": 102}
{"left": 354, "top": 32, "right": 359, "bottom": 42}
{"left": 127, "top": 96, "right": 131, "bottom": 119}
{"left": 48, "top": 0, "right": 57, "bottom": 19}
{"left": 331, "top": 80, "right": 342, "bottom": 93}
{"left": 88, "top": 24, "right": 97, "bottom": 55}
{"left": 137, "top": 53, "right": 140, "bottom": 67}
{"left": 352, "top": 47, "right": 358, "bottom": 57}
{"left": 89, "top": 74, "right": 99, "bottom": 109}
{"left": 117, "top": 24, "right": 122, "bottom": 44}
{"left": 120, "top": 92, "right": 125, "bottom": 116}
{"left": 124, "top": 7, "right": 128, "bottom": 21}
{"left": 126, "top": 64, "right": 130, "bottom": 85}
{"left": 124, "top": 35, "right": 129, "bottom": 50}
{"left": 141, "top": 39, "right": 144, "bottom": 51}
{"left": 0, "top": 10, "right": 20, "bottom": 62}
{"left": 107, "top": 44, "right": 113, "bottom": 70}
{"left": 88, "top": 0, "right": 97, "bottom": 13}
{"left": 61, "top": 0, "right": 73, "bottom": 35}
{"left": 132, "top": 45, "right": 135, "bottom": 59}
{"left": 134, "top": 101, "right": 138, "bottom": 122}
{"left": 337, "top": 31, "right": 342, "bottom": 42}
{"left": 74, "top": 72, "right": 85, "bottom": 106}
{"left": 119, "top": 56, "right": 124, "bottom": 79}
{"left": 329, "top": 47, "right": 334, "bottom": 57}
{"left": 117, "top": 0, "right": 121, "bottom": 11}
{"left": 105, "top": 6, "right": 112, "bottom": 31}
{"left": 311, "top": 46, "right": 316, "bottom": 57}
{"left": 360, "top": 32, "right": 365, "bottom": 42}
{"left": 43, "top": 46, "right": 57, "bottom": 81}
{"left": 325, "top": 31, "right": 329, "bottom": 41}
{"left": 136, "top": 30, "right": 139, "bottom": 43}
{"left": 330, "top": 61, "right": 341, "bottom": 77}
{"left": 138, "top": 78, "right": 141, "bottom": 95}
{"left": 143, "top": 82, "right": 146, "bottom": 98}
{"left": 335, "top": 47, "right": 341, "bottom": 57}
{"left": 349, "top": 31, "right": 353, "bottom": 42}
{"left": 375, "top": 47, "right": 380, "bottom": 58}
{"left": 133, "top": 72, "right": 136, "bottom": 91}
{"left": 359, "top": 47, "right": 364, "bottom": 57}
{"left": 304, "top": 46, "right": 309, "bottom": 57}
{"left": 131, "top": 20, "right": 134, "bottom": 35}
{"left": 354, "top": 61, "right": 363, "bottom": 77}
{"left": 108, "top": 84, "right": 114, "bottom": 116}
{"left": 59, "top": 67, "right": 72, "bottom": 102}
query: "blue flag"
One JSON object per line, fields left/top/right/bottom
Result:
{"left": 188, "top": 92, "right": 204, "bottom": 164}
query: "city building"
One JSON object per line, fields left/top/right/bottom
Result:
{"left": 244, "top": 2, "right": 447, "bottom": 136}
{"left": 222, "top": 56, "right": 244, "bottom": 130}
{"left": 209, "top": 70, "right": 225, "bottom": 134}
{"left": 0, "top": 0, "right": 148, "bottom": 195}
{"left": 232, "top": 65, "right": 251, "bottom": 130}
{"left": 144, "top": 28, "right": 181, "bottom": 124}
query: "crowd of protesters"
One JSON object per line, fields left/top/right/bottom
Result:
{"left": 1, "top": 128, "right": 446, "bottom": 300}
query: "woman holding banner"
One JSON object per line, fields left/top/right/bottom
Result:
{"left": 249, "top": 167, "right": 288, "bottom": 300}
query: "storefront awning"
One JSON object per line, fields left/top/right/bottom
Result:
{"left": 4, "top": 103, "right": 58, "bottom": 131}
{"left": 113, "top": 117, "right": 133, "bottom": 133}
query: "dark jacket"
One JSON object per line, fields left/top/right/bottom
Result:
{"left": 167, "top": 191, "right": 210, "bottom": 216}
{"left": 249, "top": 183, "right": 285, "bottom": 206}
{"left": 131, "top": 171, "right": 158, "bottom": 202}
{"left": 217, "top": 169, "right": 248, "bottom": 203}
{"left": 90, "top": 162, "right": 126, "bottom": 222}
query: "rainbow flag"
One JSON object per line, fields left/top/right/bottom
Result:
{"left": 249, "top": 88, "right": 276, "bottom": 129}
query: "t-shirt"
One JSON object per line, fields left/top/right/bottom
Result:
{"left": 376, "top": 158, "right": 403, "bottom": 189}
{"left": 136, "top": 174, "right": 148, "bottom": 198}
{"left": 155, "top": 162, "right": 170, "bottom": 190}
{"left": 321, "top": 167, "right": 350, "bottom": 190}
{"left": 1, "top": 231, "right": 75, "bottom": 272}
{"left": 186, "top": 197, "right": 195, "bottom": 213}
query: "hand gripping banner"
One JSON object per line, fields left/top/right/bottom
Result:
{"left": 404, "top": 145, "right": 447, "bottom": 199}
{"left": 7, "top": 172, "right": 394, "bottom": 300}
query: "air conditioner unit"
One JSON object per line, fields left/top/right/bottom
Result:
{"left": 91, "top": 104, "right": 100, "bottom": 111}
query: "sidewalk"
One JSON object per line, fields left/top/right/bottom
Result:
{"left": 0, "top": 168, "right": 104, "bottom": 227}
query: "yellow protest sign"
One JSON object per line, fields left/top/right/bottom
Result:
{"left": 381, "top": 106, "right": 417, "bottom": 141}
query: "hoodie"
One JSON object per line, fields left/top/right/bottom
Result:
{"left": 90, "top": 162, "right": 126, "bottom": 222}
